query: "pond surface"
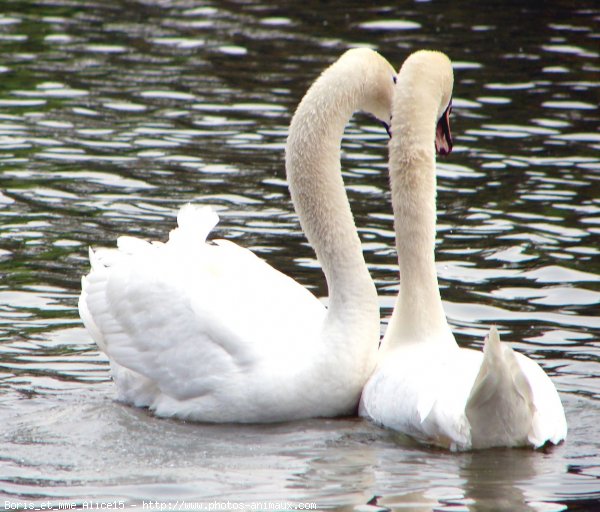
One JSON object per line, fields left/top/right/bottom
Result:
{"left": 1, "top": 1, "right": 599, "bottom": 510}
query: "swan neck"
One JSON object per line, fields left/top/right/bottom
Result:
{"left": 285, "top": 70, "right": 377, "bottom": 315}
{"left": 384, "top": 91, "right": 450, "bottom": 348}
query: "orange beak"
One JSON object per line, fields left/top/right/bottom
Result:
{"left": 435, "top": 101, "right": 453, "bottom": 156}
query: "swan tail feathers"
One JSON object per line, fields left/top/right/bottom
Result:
{"left": 465, "top": 327, "right": 536, "bottom": 449}
{"left": 170, "top": 204, "right": 219, "bottom": 246}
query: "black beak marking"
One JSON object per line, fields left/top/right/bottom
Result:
{"left": 382, "top": 121, "right": 392, "bottom": 138}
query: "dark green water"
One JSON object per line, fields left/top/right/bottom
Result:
{"left": 0, "top": 1, "right": 598, "bottom": 510}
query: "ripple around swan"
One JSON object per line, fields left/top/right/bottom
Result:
{"left": 0, "top": 0, "right": 599, "bottom": 508}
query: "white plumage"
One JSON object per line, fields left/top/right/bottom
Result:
{"left": 79, "top": 48, "right": 397, "bottom": 422}
{"left": 359, "top": 50, "right": 567, "bottom": 450}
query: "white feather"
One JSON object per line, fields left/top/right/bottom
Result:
{"left": 360, "top": 50, "right": 567, "bottom": 450}
{"left": 79, "top": 48, "right": 397, "bottom": 422}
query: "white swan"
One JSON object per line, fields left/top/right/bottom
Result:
{"left": 79, "top": 48, "right": 396, "bottom": 422}
{"left": 359, "top": 50, "right": 567, "bottom": 450}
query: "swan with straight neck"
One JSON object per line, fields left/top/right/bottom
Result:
{"left": 360, "top": 50, "right": 567, "bottom": 450}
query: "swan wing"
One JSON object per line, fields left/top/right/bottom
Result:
{"left": 466, "top": 327, "right": 535, "bottom": 448}
{"left": 514, "top": 351, "right": 567, "bottom": 446}
{"left": 79, "top": 205, "right": 326, "bottom": 404}
{"left": 466, "top": 327, "right": 566, "bottom": 448}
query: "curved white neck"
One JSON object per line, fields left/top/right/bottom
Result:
{"left": 383, "top": 87, "right": 452, "bottom": 349}
{"left": 285, "top": 68, "right": 377, "bottom": 322}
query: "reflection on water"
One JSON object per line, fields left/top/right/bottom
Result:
{"left": 0, "top": 387, "right": 587, "bottom": 510}
{"left": 0, "top": 0, "right": 599, "bottom": 509}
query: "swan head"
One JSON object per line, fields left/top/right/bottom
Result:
{"left": 393, "top": 50, "right": 454, "bottom": 154}
{"left": 337, "top": 48, "right": 397, "bottom": 132}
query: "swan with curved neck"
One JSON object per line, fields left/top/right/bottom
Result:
{"left": 79, "top": 48, "right": 396, "bottom": 422}
{"left": 359, "top": 50, "right": 567, "bottom": 450}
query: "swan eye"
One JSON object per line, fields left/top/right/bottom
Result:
{"left": 393, "top": 75, "right": 397, "bottom": 84}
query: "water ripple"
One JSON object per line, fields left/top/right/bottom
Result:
{"left": 0, "top": 0, "right": 598, "bottom": 507}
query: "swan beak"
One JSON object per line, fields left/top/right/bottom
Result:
{"left": 381, "top": 121, "right": 392, "bottom": 138}
{"left": 435, "top": 101, "right": 453, "bottom": 156}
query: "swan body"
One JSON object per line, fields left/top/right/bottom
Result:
{"left": 79, "top": 48, "right": 396, "bottom": 422}
{"left": 359, "top": 50, "right": 567, "bottom": 450}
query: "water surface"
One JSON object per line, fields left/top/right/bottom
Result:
{"left": 1, "top": 1, "right": 599, "bottom": 510}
